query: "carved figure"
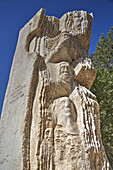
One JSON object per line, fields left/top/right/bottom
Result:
{"left": 52, "top": 97, "right": 77, "bottom": 134}
{"left": 28, "top": 9, "right": 111, "bottom": 170}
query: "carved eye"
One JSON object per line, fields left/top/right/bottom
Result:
{"left": 61, "top": 100, "right": 65, "bottom": 105}
{"left": 45, "top": 130, "right": 49, "bottom": 137}
{"left": 60, "top": 66, "right": 65, "bottom": 74}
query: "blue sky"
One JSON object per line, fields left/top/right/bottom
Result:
{"left": 0, "top": 0, "right": 113, "bottom": 116}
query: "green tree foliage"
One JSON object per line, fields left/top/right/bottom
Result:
{"left": 90, "top": 27, "right": 113, "bottom": 168}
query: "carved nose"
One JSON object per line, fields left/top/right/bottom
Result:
{"left": 71, "top": 140, "right": 75, "bottom": 146}
{"left": 65, "top": 99, "right": 70, "bottom": 108}
{"left": 64, "top": 66, "right": 68, "bottom": 72}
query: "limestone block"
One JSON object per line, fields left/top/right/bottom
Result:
{"left": 74, "top": 58, "right": 96, "bottom": 89}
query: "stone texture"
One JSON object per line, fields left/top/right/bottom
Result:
{"left": 0, "top": 8, "right": 111, "bottom": 170}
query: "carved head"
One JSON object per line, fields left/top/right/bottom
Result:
{"left": 54, "top": 126, "right": 65, "bottom": 142}
{"left": 58, "top": 62, "right": 73, "bottom": 83}
{"left": 44, "top": 128, "right": 53, "bottom": 142}
{"left": 66, "top": 135, "right": 77, "bottom": 146}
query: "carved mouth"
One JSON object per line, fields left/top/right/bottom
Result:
{"left": 63, "top": 73, "right": 70, "bottom": 77}
{"left": 70, "top": 148, "right": 76, "bottom": 154}
{"left": 63, "top": 72, "right": 69, "bottom": 75}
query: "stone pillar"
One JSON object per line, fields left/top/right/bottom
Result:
{"left": 0, "top": 8, "right": 111, "bottom": 170}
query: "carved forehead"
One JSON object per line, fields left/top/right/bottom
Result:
{"left": 55, "top": 127, "right": 64, "bottom": 132}
{"left": 59, "top": 62, "right": 70, "bottom": 67}
{"left": 59, "top": 61, "right": 73, "bottom": 72}
{"left": 45, "top": 128, "right": 52, "bottom": 132}
{"left": 45, "top": 128, "right": 53, "bottom": 134}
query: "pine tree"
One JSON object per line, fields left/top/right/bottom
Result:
{"left": 90, "top": 27, "right": 113, "bottom": 168}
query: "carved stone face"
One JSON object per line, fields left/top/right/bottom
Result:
{"left": 55, "top": 97, "right": 71, "bottom": 112}
{"left": 54, "top": 127, "right": 65, "bottom": 143}
{"left": 54, "top": 127, "right": 66, "bottom": 162}
{"left": 54, "top": 97, "right": 77, "bottom": 123}
{"left": 66, "top": 135, "right": 78, "bottom": 156}
{"left": 66, "top": 135, "right": 77, "bottom": 146}
{"left": 44, "top": 128, "right": 53, "bottom": 142}
{"left": 58, "top": 62, "right": 73, "bottom": 83}
{"left": 52, "top": 97, "right": 77, "bottom": 135}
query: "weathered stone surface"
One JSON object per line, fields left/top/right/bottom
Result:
{"left": 0, "top": 8, "right": 111, "bottom": 170}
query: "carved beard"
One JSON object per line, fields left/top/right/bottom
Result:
{"left": 59, "top": 73, "right": 71, "bottom": 83}
{"left": 58, "top": 78, "right": 72, "bottom": 96}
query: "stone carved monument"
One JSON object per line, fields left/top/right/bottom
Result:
{"left": 0, "top": 9, "right": 111, "bottom": 170}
